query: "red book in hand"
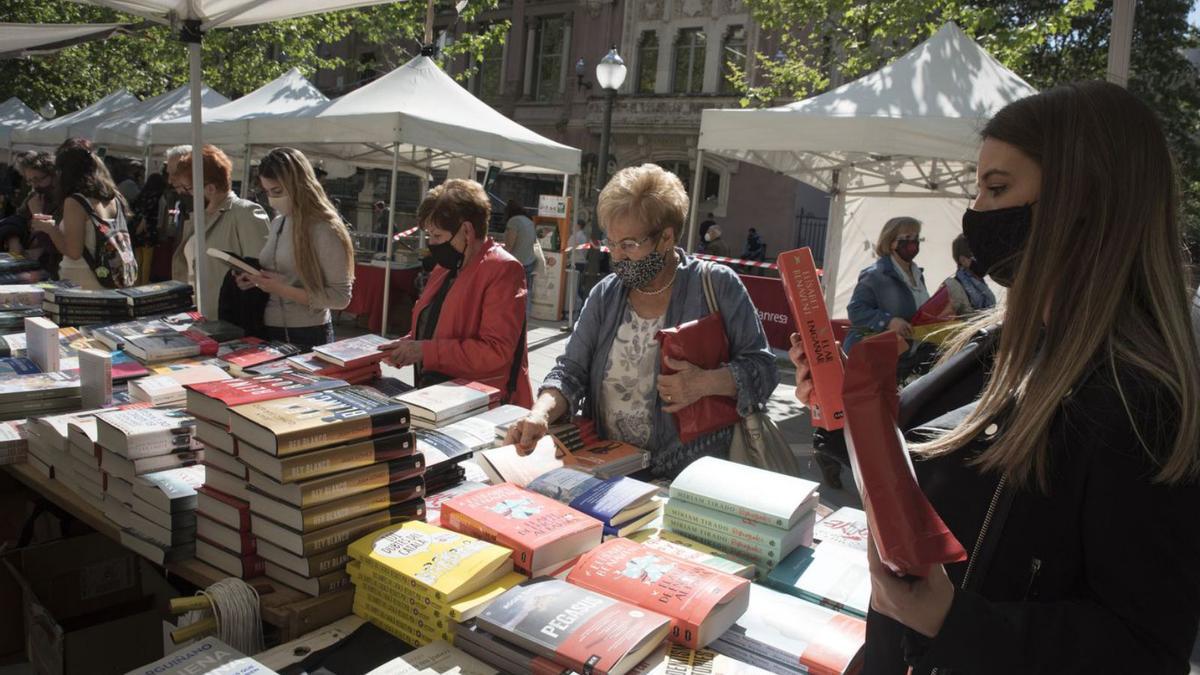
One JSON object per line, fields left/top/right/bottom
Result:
{"left": 842, "top": 332, "right": 966, "bottom": 577}
{"left": 655, "top": 314, "right": 739, "bottom": 444}
{"left": 910, "top": 286, "right": 955, "bottom": 326}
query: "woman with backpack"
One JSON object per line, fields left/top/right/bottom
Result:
{"left": 30, "top": 140, "right": 137, "bottom": 290}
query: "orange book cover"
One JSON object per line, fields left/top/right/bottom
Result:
{"left": 567, "top": 538, "right": 751, "bottom": 650}
{"left": 777, "top": 247, "right": 845, "bottom": 430}
{"left": 440, "top": 483, "right": 603, "bottom": 576}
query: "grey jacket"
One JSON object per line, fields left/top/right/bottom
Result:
{"left": 172, "top": 192, "right": 269, "bottom": 318}
{"left": 541, "top": 251, "right": 779, "bottom": 478}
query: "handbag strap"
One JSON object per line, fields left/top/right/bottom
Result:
{"left": 700, "top": 261, "right": 719, "bottom": 315}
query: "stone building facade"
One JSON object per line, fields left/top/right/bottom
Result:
{"left": 311, "top": 0, "right": 829, "bottom": 261}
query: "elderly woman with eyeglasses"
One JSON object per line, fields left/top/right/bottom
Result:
{"left": 843, "top": 216, "right": 928, "bottom": 353}
{"left": 505, "top": 164, "right": 778, "bottom": 479}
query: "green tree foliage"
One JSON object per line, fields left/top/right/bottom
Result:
{"left": 736, "top": 0, "right": 1200, "bottom": 239}
{"left": 0, "top": 0, "right": 505, "bottom": 111}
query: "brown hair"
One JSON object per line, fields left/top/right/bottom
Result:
{"left": 177, "top": 144, "right": 233, "bottom": 193}
{"left": 873, "top": 216, "right": 921, "bottom": 258}
{"left": 15, "top": 151, "right": 53, "bottom": 176}
{"left": 951, "top": 234, "right": 972, "bottom": 263}
{"left": 417, "top": 179, "right": 492, "bottom": 238}
{"left": 257, "top": 147, "right": 354, "bottom": 298}
{"left": 54, "top": 140, "right": 122, "bottom": 207}
{"left": 598, "top": 164, "right": 689, "bottom": 239}
{"left": 918, "top": 81, "right": 1200, "bottom": 489}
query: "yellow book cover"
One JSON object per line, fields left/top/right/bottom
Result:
{"left": 355, "top": 595, "right": 454, "bottom": 645}
{"left": 353, "top": 563, "right": 526, "bottom": 623}
{"left": 347, "top": 520, "right": 513, "bottom": 604}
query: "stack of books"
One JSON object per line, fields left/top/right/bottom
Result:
{"left": 0, "top": 283, "right": 56, "bottom": 331}
{"left": 0, "top": 253, "right": 46, "bottom": 284}
{"left": 307, "top": 333, "right": 391, "bottom": 382}
{"left": 105, "top": 465, "right": 206, "bottom": 566}
{"left": 226, "top": 384, "right": 425, "bottom": 595}
{"left": 23, "top": 407, "right": 112, "bottom": 480}
{"left": 122, "top": 328, "right": 218, "bottom": 365}
{"left": 416, "top": 404, "right": 529, "bottom": 494}
{"left": 522, "top": 465, "right": 661, "bottom": 539}
{"left": 763, "top": 506, "right": 871, "bottom": 619}
{"left": 627, "top": 528, "right": 757, "bottom": 580}
{"left": 664, "top": 457, "right": 820, "bottom": 576}
{"left": 363, "top": 640, "right": 501, "bottom": 675}
{"left": 709, "top": 584, "right": 865, "bottom": 675}
{"left": 0, "top": 419, "right": 26, "bottom": 466}
{"left": 184, "top": 372, "right": 350, "bottom": 580}
{"left": 346, "top": 520, "right": 524, "bottom": 646}
{"left": 0, "top": 370, "right": 82, "bottom": 421}
{"left": 396, "top": 379, "right": 500, "bottom": 431}
{"left": 440, "top": 483, "right": 603, "bottom": 577}
{"left": 42, "top": 281, "right": 194, "bottom": 326}
{"left": 128, "top": 364, "right": 231, "bottom": 406}
{"left": 218, "top": 338, "right": 302, "bottom": 376}
{"left": 463, "top": 578, "right": 671, "bottom": 675}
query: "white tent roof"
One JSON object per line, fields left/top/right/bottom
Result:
{"left": 697, "top": 22, "right": 1034, "bottom": 316}
{"left": 94, "top": 84, "right": 229, "bottom": 152}
{"left": 699, "top": 22, "right": 1036, "bottom": 195}
{"left": 247, "top": 56, "right": 582, "bottom": 175}
{"left": 69, "top": 0, "right": 405, "bottom": 29}
{"left": 151, "top": 68, "right": 328, "bottom": 147}
{"left": 0, "top": 22, "right": 127, "bottom": 58}
{"left": 12, "top": 89, "right": 139, "bottom": 148}
{"left": 0, "top": 98, "right": 41, "bottom": 148}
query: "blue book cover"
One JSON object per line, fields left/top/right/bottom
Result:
{"left": 0, "top": 357, "right": 40, "bottom": 377}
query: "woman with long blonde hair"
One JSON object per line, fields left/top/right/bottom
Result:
{"left": 793, "top": 81, "right": 1200, "bottom": 673}
{"left": 235, "top": 147, "right": 354, "bottom": 349}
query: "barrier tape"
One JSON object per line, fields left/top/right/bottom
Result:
{"left": 692, "top": 253, "right": 778, "bottom": 270}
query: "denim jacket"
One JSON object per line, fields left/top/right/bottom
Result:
{"left": 540, "top": 250, "right": 779, "bottom": 478}
{"left": 845, "top": 255, "right": 927, "bottom": 352}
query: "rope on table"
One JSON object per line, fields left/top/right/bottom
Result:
{"left": 171, "top": 577, "right": 264, "bottom": 655}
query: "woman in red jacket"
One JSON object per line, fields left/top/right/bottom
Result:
{"left": 382, "top": 179, "right": 534, "bottom": 407}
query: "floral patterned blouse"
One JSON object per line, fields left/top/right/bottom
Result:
{"left": 598, "top": 306, "right": 664, "bottom": 448}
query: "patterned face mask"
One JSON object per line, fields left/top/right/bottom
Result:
{"left": 613, "top": 250, "right": 667, "bottom": 290}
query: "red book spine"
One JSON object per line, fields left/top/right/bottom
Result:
{"left": 777, "top": 247, "right": 846, "bottom": 431}
{"left": 183, "top": 330, "right": 219, "bottom": 356}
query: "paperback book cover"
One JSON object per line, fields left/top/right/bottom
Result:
{"left": 527, "top": 466, "right": 659, "bottom": 537}
{"left": 764, "top": 542, "right": 871, "bottom": 619}
{"left": 185, "top": 371, "right": 346, "bottom": 424}
{"left": 220, "top": 340, "right": 302, "bottom": 375}
{"left": 118, "top": 280, "right": 192, "bottom": 305}
{"left": 95, "top": 408, "right": 197, "bottom": 459}
{"left": 123, "top": 330, "right": 218, "bottom": 364}
{"left": 394, "top": 380, "right": 500, "bottom": 423}
{"left": 347, "top": 519, "right": 513, "bottom": 604}
{"left": 440, "top": 483, "right": 603, "bottom": 576}
{"left": 627, "top": 529, "right": 756, "bottom": 580}
{"left": 813, "top": 507, "right": 869, "bottom": 552}
{"left": 312, "top": 333, "right": 391, "bottom": 369}
{"left": 133, "top": 465, "right": 206, "bottom": 513}
{"left": 476, "top": 578, "right": 671, "bottom": 675}
{"left": 230, "top": 386, "right": 410, "bottom": 456}
{"left": 669, "top": 456, "right": 819, "bottom": 530}
{"left": 777, "top": 247, "right": 845, "bottom": 431}
{"left": 567, "top": 538, "right": 751, "bottom": 649}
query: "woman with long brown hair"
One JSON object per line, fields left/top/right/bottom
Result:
{"left": 793, "top": 81, "right": 1200, "bottom": 672}
{"left": 235, "top": 147, "right": 354, "bottom": 350}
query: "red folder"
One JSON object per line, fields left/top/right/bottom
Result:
{"left": 656, "top": 314, "right": 740, "bottom": 444}
{"left": 842, "top": 332, "right": 967, "bottom": 577}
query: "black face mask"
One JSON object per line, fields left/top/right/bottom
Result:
{"left": 961, "top": 203, "right": 1033, "bottom": 287}
{"left": 428, "top": 228, "right": 465, "bottom": 271}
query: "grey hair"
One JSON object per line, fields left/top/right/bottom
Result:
{"left": 164, "top": 145, "right": 191, "bottom": 162}
{"left": 14, "top": 151, "right": 53, "bottom": 175}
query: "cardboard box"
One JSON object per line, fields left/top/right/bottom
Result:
{"left": 2, "top": 533, "right": 163, "bottom": 675}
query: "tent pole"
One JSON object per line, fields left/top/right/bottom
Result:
{"left": 561, "top": 172, "right": 568, "bottom": 198}
{"left": 1107, "top": 0, "right": 1135, "bottom": 87}
{"left": 686, "top": 149, "right": 705, "bottom": 252}
{"left": 381, "top": 141, "right": 400, "bottom": 338}
{"left": 241, "top": 144, "right": 252, "bottom": 198}
{"left": 821, "top": 168, "right": 847, "bottom": 312}
{"left": 184, "top": 21, "right": 207, "bottom": 316}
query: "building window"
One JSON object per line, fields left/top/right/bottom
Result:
{"left": 703, "top": 167, "right": 721, "bottom": 202}
{"left": 472, "top": 30, "right": 505, "bottom": 99}
{"left": 673, "top": 28, "right": 707, "bottom": 94}
{"left": 533, "top": 15, "right": 565, "bottom": 101}
{"left": 720, "top": 26, "right": 746, "bottom": 94}
{"left": 636, "top": 31, "right": 659, "bottom": 94}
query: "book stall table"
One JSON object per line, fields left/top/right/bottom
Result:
{"left": 3, "top": 461, "right": 353, "bottom": 642}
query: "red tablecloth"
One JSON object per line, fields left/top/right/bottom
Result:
{"left": 345, "top": 264, "right": 420, "bottom": 333}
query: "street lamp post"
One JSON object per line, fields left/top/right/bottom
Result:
{"left": 582, "top": 47, "right": 626, "bottom": 294}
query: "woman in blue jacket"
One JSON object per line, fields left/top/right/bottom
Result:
{"left": 844, "top": 216, "right": 928, "bottom": 354}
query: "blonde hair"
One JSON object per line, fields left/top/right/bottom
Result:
{"left": 257, "top": 147, "right": 354, "bottom": 298}
{"left": 598, "top": 164, "right": 689, "bottom": 239}
{"left": 917, "top": 81, "right": 1200, "bottom": 490}
{"left": 874, "top": 216, "right": 921, "bottom": 258}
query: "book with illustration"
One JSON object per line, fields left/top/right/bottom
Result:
{"left": 230, "top": 386, "right": 410, "bottom": 456}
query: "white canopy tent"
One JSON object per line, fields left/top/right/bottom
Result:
{"left": 70, "top": 0, "right": 431, "bottom": 314}
{"left": 12, "top": 89, "right": 138, "bottom": 150}
{"left": 94, "top": 83, "right": 229, "bottom": 155}
{"left": 244, "top": 54, "right": 583, "bottom": 332}
{"left": 695, "top": 22, "right": 1037, "bottom": 316}
{"left": 0, "top": 22, "right": 127, "bottom": 58}
{"left": 0, "top": 98, "right": 41, "bottom": 161}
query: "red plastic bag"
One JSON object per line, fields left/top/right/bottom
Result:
{"left": 656, "top": 313, "right": 740, "bottom": 444}
{"left": 842, "top": 332, "right": 967, "bottom": 577}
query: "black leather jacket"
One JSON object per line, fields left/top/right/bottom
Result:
{"left": 839, "top": 330, "right": 1200, "bottom": 674}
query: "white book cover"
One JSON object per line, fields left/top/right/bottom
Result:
{"left": 134, "top": 465, "right": 206, "bottom": 513}
{"left": 25, "top": 316, "right": 60, "bottom": 372}
{"left": 122, "top": 636, "right": 272, "bottom": 675}
{"left": 78, "top": 348, "right": 113, "bottom": 409}
{"left": 719, "top": 584, "right": 864, "bottom": 674}
{"left": 814, "top": 507, "right": 869, "bottom": 552}
{"left": 96, "top": 408, "right": 197, "bottom": 458}
{"left": 670, "top": 457, "right": 819, "bottom": 530}
{"left": 394, "top": 381, "right": 493, "bottom": 421}
{"left": 312, "top": 333, "right": 391, "bottom": 366}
